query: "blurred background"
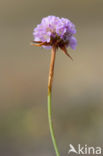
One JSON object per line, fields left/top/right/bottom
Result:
{"left": 0, "top": 0, "right": 103, "bottom": 155}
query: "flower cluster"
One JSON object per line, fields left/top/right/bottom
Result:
{"left": 33, "top": 16, "right": 77, "bottom": 50}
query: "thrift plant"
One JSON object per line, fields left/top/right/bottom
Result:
{"left": 32, "top": 15, "right": 77, "bottom": 156}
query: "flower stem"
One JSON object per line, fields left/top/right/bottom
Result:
{"left": 48, "top": 45, "right": 60, "bottom": 156}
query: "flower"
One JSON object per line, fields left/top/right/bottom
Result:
{"left": 33, "top": 16, "right": 77, "bottom": 50}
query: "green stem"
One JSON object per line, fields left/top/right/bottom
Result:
{"left": 48, "top": 45, "right": 60, "bottom": 156}
{"left": 48, "top": 92, "right": 60, "bottom": 156}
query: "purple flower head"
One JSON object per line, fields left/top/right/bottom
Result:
{"left": 33, "top": 16, "right": 77, "bottom": 50}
